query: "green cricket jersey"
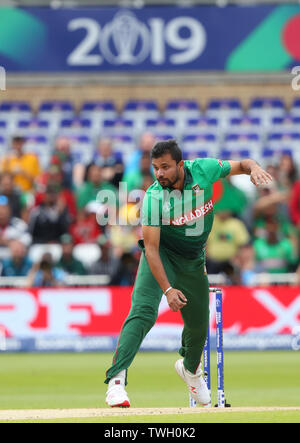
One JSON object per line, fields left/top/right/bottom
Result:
{"left": 142, "top": 158, "right": 231, "bottom": 260}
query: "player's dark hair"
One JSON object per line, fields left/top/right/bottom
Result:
{"left": 151, "top": 139, "right": 182, "bottom": 164}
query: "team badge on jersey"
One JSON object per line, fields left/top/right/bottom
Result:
{"left": 192, "top": 184, "right": 202, "bottom": 194}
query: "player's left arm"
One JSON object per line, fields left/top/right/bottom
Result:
{"left": 228, "top": 159, "right": 273, "bottom": 187}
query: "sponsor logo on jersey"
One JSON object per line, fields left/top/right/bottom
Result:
{"left": 170, "top": 199, "right": 214, "bottom": 226}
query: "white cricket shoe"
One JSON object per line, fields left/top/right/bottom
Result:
{"left": 106, "top": 379, "right": 130, "bottom": 408}
{"left": 175, "top": 359, "right": 210, "bottom": 406}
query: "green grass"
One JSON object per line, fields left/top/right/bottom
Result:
{"left": 0, "top": 351, "right": 299, "bottom": 422}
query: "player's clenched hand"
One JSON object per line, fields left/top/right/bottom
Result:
{"left": 166, "top": 289, "right": 187, "bottom": 312}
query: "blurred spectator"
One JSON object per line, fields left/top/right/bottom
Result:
{"left": 252, "top": 182, "right": 293, "bottom": 239}
{"left": 206, "top": 210, "right": 250, "bottom": 274}
{"left": 216, "top": 262, "right": 240, "bottom": 286}
{"left": 124, "top": 132, "right": 156, "bottom": 176}
{"left": 290, "top": 179, "right": 300, "bottom": 228}
{"left": 1, "top": 239, "right": 33, "bottom": 277}
{"left": 89, "top": 234, "right": 120, "bottom": 283}
{"left": 123, "top": 172, "right": 155, "bottom": 215}
{"left": 123, "top": 152, "right": 154, "bottom": 192}
{"left": 265, "top": 164, "right": 279, "bottom": 184}
{"left": 27, "top": 252, "right": 66, "bottom": 287}
{"left": 51, "top": 136, "right": 82, "bottom": 189}
{"left": 141, "top": 172, "right": 155, "bottom": 192}
{"left": 253, "top": 218, "right": 297, "bottom": 273}
{"left": 93, "top": 137, "right": 124, "bottom": 187}
{"left": 252, "top": 180, "right": 299, "bottom": 260}
{"left": 0, "top": 172, "right": 26, "bottom": 219}
{"left": 111, "top": 252, "right": 139, "bottom": 286}
{"left": 93, "top": 137, "right": 122, "bottom": 166}
{"left": 277, "top": 154, "right": 298, "bottom": 191}
{"left": 76, "top": 163, "right": 118, "bottom": 210}
{"left": 35, "top": 163, "right": 77, "bottom": 222}
{"left": 28, "top": 184, "right": 70, "bottom": 243}
{"left": 0, "top": 195, "right": 31, "bottom": 247}
{"left": 70, "top": 206, "right": 102, "bottom": 244}
{"left": 56, "top": 233, "right": 86, "bottom": 275}
{"left": 0, "top": 135, "right": 41, "bottom": 192}
{"left": 233, "top": 243, "right": 262, "bottom": 286}
{"left": 108, "top": 203, "right": 142, "bottom": 257}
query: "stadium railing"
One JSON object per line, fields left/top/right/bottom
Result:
{"left": 0, "top": 273, "right": 297, "bottom": 287}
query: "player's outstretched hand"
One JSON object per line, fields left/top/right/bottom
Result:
{"left": 250, "top": 165, "right": 273, "bottom": 187}
{"left": 166, "top": 288, "right": 187, "bottom": 312}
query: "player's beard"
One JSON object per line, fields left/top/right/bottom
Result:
{"left": 159, "top": 168, "right": 180, "bottom": 189}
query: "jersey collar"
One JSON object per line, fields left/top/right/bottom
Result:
{"left": 183, "top": 163, "right": 193, "bottom": 187}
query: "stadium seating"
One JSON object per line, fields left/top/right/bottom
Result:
{"left": 164, "top": 99, "right": 201, "bottom": 134}
{"left": 205, "top": 98, "right": 243, "bottom": 128}
{"left": 0, "top": 96, "right": 298, "bottom": 168}
{"left": 181, "top": 118, "right": 220, "bottom": 143}
{"left": 0, "top": 136, "right": 8, "bottom": 154}
{"left": 228, "top": 117, "right": 263, "bottom": 137}
{"left": 145, "top": 118, "right": 177, "bottom": 137}
{"left": 248, "top": 97, "right": 286, "bottom": 125}
{"left": 287, "top": 98, "right": 300, "bottom": 117}
{"left": 262, "top": 147, "right": 293, "bottom": 160}
{"left": 269, "top": 115, "right": 300, "bottom": 133}
{"left": 80, "top": 101, "right": 117, "bottom": 121}
{"left": 102, "top": 118, "right": 135, "bottom": 138}
{"left": 122, "top": 100, "right": 160, "bottom": 132}
{"left": 68, "top": 135, "right": 94, "bottom": 165}
{"left": 182, "top": 133, "right": 219, "bottom": 157}
{"left": 0, "top": 120, "right": 12, "bottom": 137}
{"left": 38, "top": 100, "right": 74, "bottom": 123}
{"left": 0, "top": 101, "right": 32, "bottom": 122}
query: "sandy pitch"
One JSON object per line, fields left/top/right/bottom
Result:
{"left": 0, "top": 406, "right": 299, "bottom": 421}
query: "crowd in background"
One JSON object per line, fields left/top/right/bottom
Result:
{"left": 0, "top": 129, "right": 299, "bottom": 287}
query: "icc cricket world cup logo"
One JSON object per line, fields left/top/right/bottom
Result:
{"left": 100, "top": 11, "right": 151, "bottom": 65}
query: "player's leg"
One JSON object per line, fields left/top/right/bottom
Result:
{"left": 177, "top": 263, "right": 209, "bottom": 374}
{"left": 105, "top": 246, "right": 176, "bottom": 406}
{"left": 174, "top": 261, "right": 210, "bottom": 405}
{"left": 104, "top": 252, "right": 163, "bottom": 407}
{"left": 105, "top": 252, "right": 162, "bottom": 383}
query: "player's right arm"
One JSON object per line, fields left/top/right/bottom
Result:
{"left": 142, "top": 225, "right": 187, "bottom": 312}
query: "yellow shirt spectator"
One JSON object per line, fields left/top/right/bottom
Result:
{"left": 207, "top": 211, "right": 250, "bottom": 262}
{"left": 0, "top": 136, "right": 41, "bottom": 192}
{"left": 1, "top": 153, "right": 41, "bottom": 192}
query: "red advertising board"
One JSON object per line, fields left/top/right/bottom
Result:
{"left": 0, "top": 286, "right": 299, "bottom": 338}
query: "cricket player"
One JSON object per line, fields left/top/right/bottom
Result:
{"left": 105, "top": 139, "right": 272, "bottom": 407}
